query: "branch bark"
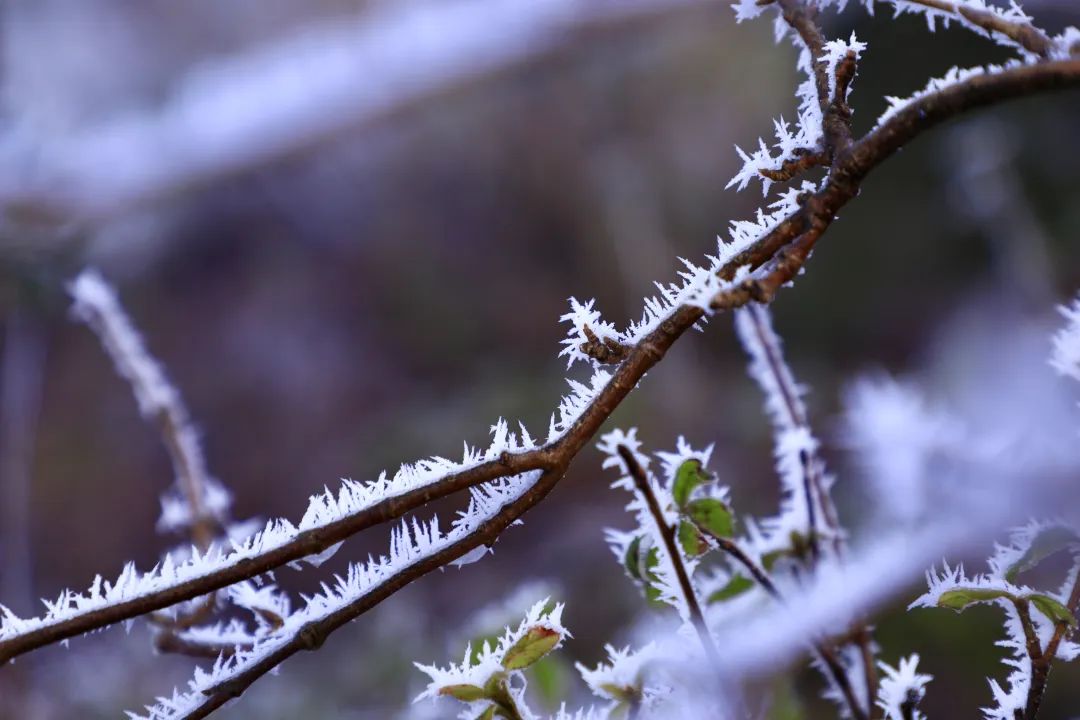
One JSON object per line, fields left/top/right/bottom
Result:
{"left": 0, "top": 56, "right": 1077, "bottom": 675}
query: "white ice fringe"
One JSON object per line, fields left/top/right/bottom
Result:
{"left": 1051, "top": 292, "right": 1080, "bottom": 381}
{"left": 129, "top": 471, "right": 543, "bottom": 719}
{"left": 875, "top": 61, "right": 1024, "bottom": 130}
{"left": 0, "top": 418, "right": 538, "bottom": 647}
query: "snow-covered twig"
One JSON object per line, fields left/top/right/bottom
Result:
{"left": 0, "top": 0, "right": 1077, "bottom": 717}
{"left": 69, "top": 269, "right": 225, "bottom": 549}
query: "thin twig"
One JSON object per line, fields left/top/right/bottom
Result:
{"left": 694, "top": 516, "right": 867, "bottom": 720}
{"left": 1023, "top": 560, "right": 1080, "bottom": 719}
{"left": 615, "top": 445, "right": 721, "bottom": 666}
{"left": 0, "top": 56, "right": 1076, "bottom": 675}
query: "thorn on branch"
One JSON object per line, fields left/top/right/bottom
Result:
{"left": 580, "top": 325, "right": 631, "bottom": 365}
{"left": 833, "top": 51, "right": 859, "bottom": 106}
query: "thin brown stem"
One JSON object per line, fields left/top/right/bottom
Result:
{"left": 896, "top": 0, "right": 1054, "bottom": 58}
{"left": 0, "top": 49, "right": 1076, "bottom": 718}
{"left": 1023, "top": 560, "right": 1080, "bottom": 719}
{"left": 615, "top": 445, "right": 722, "bottom": 667}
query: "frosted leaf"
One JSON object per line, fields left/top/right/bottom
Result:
{"left": 414, "top": 599, "right": 568, "bottom": 702}
{"left": 577, "top": 643, "right": 658, "bottom": 702}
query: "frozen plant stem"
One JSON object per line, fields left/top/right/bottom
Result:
{"left": 1022, "top": 563, "right": 1080, "bottom": 718}
{"left": 615, "top": 445, "right": 721, "bottom": 667}
{"left": 0, "top": 3, "right": 1077, "bottom": 716}
{"left": 689, "top": 505, "right": 867, "bottom": 720}
{"left": 69, "top": 271, "right": 218, "bottom": 549}
{"left": 739, "top": 302, "right": 881, "bottom": 715}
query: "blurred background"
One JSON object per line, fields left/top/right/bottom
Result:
{"left": 0, "top": 0, "right": 1079, "bottom": 717}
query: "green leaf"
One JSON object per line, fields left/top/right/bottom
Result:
{"left": 439, "top": 684, "right": 488, "bottom": 702}
{"left": 624, "top": 536, "right": 644, "bottom": 581}
{"left": 937, "top": 587, "right": 1015, "bottom": 611}
{"left": 678, "top": 520, "right": 708, "bottom": 557}
{"left": 1029, "top": 594, "right": 1078, "bottom": 627}
{"left": 1005, "top": 527, "right": 1079, "bottom": 583}
{"left": 686, "top": 498, "right": 734, "bottom": 539}
{"left": 475, "top": 707, "right": 496, "bottom": 720}
{"left": 706, "top": 575, "right": 755, "bottom": 604}
{"left": 502, "top": 626, "right": 561, "bottom": 670}
{"left": 761, "top": 549, "right": 787, "bottom": 572}
{"left": 672, "top": 459, "right": 711, "bottom": 508}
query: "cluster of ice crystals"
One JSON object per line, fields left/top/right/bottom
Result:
{"left": 876, "top": 654, "right": 932, "bottom": 720}
{"left": 0, "top": 419, "right": 536, "bottom": 645}
{"left": 1051, "top": 292, "right": 1080, "bottom": 381}
{"left": 875, "top": 61, "right": 1023, "bottom": 129}
{"left": 734, "top": 305, "right": 836, "bottom": 559}
{"left": 130, "top": 471, "right": 543, "bottom": 719}
{"left": 576, "top": 643, "right": 659, "bottom": 702}
{"left": 879, "top": 0, "right": 1036, "bottom": 56}
{"left": 726, "top": 38, "right": 826, "bottom": 197}
{"left": 821, "top": 33, "right": 867, "bottom": 101}
{"left": 559, "top": 297, "right": 620, "bottom": 369}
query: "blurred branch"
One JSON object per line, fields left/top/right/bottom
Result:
{"left": 0, "top": 36, "right": 1076, "bottom": 683}
{"left": 0, "top": 3, "right": 1076, "bottom": 716}
{"left": 69, "top": 270, "right": 222, "bottom": 548}
{"left": 0, "top": 0, "right": 707, "bottom": 230}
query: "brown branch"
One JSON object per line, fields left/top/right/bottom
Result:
{"left": 0, "top": 303, "right": 705, "bottom": 665}
{"left": 739, "top": 300, "right": 880, "bottom": 714}
{"left": 182, "top": 466, "right": 573, "bottom": 718}
{"left": 1023, "top": 561, "right": 1080, "bottom": 719}
{"left": 615, "top": 445, "right": 721, "bottom": 666}
{"left": 892, "top": 0, "right": 1054, "bottom": 58}
{"left": 776, "top": 0, "right": 855, "bottom": 157}
{"left": 0, "top": 52, "right": 1077, "bottom": 718}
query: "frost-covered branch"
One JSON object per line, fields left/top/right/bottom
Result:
{"left": 69, "top": 269, "right": 295, "bottom": 662}
{"left": 2, "top": 1, "right": 1079, "bottom": 716}
{"left": 69, "top": 269, "right": 226, "bottom": 549}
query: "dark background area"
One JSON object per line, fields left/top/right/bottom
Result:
{"left": 0, "top": 1, "right": 1078, "bottom": 717}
